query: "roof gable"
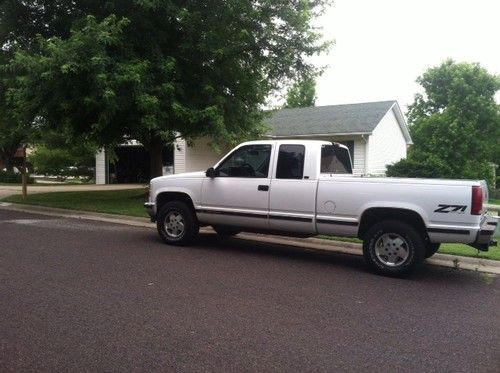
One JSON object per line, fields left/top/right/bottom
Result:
{"left": 265, "top": 100, "right": 398, "bottom": 137}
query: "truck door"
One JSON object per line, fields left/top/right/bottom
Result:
{"left": 268, "top": 144, "right": 317, "bottom": 234}
{"left": 200, "top": 144, "right": 273, "bottom": 229}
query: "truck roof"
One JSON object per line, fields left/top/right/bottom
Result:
{"left": 238, "top": 139, "right": 348, "bottom": 149}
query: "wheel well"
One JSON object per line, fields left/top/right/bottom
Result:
{"left": 358, "top": 208, "right": 427, "bottom": 240}
{"left": 156, "top": 192, "right": 196, "bottom": 215}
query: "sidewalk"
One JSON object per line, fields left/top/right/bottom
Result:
{"left": 0, "top": 183, "right": 145, "bottom": 199}
{"left": 1, "top": 202, "right": 498, "bottom": 275}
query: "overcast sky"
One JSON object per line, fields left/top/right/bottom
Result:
{"left": 312, "top": 0, "right": 500, "bottom": 111}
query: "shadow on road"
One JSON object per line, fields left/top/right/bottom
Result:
{"left": 156, "top": 232, "right": 495, "bottom": 285}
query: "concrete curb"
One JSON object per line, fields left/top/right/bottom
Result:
{"left": 1, "top": 202, "right": 498, "bottom": 275}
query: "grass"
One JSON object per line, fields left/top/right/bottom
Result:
{"left": 438, "top": 243, "right": 500, "bottom": 261}
{"left": 2, "top": 188, "right": 498, "bottom": 260}
{"left": 488, "top": 198, "right": 500, "bottom": 205}
{"left": 318, "top": 235, "right": 500, "bottom": 261}
{"left": 2, "top": 189, "right": 148, "bottom": 218}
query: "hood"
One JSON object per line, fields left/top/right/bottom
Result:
{"left": 151, "top": 171, "right": 206, "bottom": 183}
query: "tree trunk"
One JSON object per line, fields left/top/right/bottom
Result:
{"left": 149, "top": 136, "right": 164, "bottom": 179}
{"left": 21, "top": 157, "right": 28, "bottom": 199}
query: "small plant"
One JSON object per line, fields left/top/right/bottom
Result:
{"left": 0, "top": 170, "right": 34, "bottom": 184}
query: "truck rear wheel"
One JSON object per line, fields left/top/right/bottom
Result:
{"left": 157, "top": 201, "right": 199, "bottom": 246}
{"left": 362, "top": 220, "right": 425, "bottom": 276}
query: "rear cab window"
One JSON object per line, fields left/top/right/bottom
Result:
{"left": 321, "top": 144, "right": 353, "bottom": 174}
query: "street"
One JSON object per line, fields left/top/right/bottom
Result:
{"left": 0, "top": 209, "right": 499, "bottom": 372}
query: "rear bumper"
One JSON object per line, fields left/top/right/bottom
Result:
{"left": 144, "top": 202, "right": 156, "bottom": 222}
{"left": 469, "top": 216, "right": 498, "bottom": 251}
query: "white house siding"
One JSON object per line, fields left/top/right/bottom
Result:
{"left": 176, "top": 137, "right": 227, "bottom": 174}
{"left": 367, "top": 108, "right": 407, "bottom": 175}
{"left": 351, "top": 138, "right": 366, "bottom": 176}
{"left": 173, "top": 138, "right": 187, "bottom": 174}
{"left": 95, "top": 149, "right": 107, "bottom": 184}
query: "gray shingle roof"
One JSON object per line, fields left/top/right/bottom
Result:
{"left": 265, "top": 100, "right": 397, "bottom": 137}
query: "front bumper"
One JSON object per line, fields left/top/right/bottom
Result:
{"left": 144, "top": 202, "right": 156, "bottom": 222}
{"left": 469, "top": 216, "right": 498, "bottom": 251}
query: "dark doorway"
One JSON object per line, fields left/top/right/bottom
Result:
{"left": 109, "top": 144, "right": 174, "bottom": 184}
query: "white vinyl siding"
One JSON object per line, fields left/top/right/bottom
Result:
{"left": 174, "top": 138, "right": 187, "bottom": 174}
{"left": 175, "top": 137, "right": 227, "bottom": 174}
{"left": 367, "top": 108, "right": 407, "bottom": 175}
{"left": 351, "top": 138, "right": 366, "bottom": 176}
{"left": 95, "top": 149, "right": 106, "bottom": 184}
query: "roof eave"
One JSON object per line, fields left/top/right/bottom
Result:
{"left": 264, "top": 131, "right": 373, "bottom": 138}
{"left": 389, "top": 102, "right": 413, "bottom": 145}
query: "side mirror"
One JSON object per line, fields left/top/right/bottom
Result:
{"left": 206, "top": 167, "right": 218, "bottom": 178}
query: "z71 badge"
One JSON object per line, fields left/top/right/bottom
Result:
{"left": 434, "top": 204, "right": 467, "bottom": 213}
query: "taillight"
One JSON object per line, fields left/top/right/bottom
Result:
{"left": 471, "top": 186, "right": 483, "bottom": 215}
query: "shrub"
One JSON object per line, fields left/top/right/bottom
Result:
{"left": 0, "top": 170, "right": 34, "bottom": 184}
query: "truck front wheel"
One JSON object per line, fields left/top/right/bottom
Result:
{"left": 157, "top": 201, "right": 199, "bottom": 246}
{"left": 362, "top": 220, "right": 425, "bottom": 276}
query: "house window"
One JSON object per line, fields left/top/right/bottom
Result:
{"left": 276, "top": 144, "right": 305, "bottom": 179}
{"left": 217, "top": 144, "right": 271, "bottom": 178}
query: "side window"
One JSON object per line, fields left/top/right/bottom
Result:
{"left": 217, "top": 145, "right": 271, "bottom": 178}
{"left": 276, "top": 144, "right": 305, "bottom": 179}
{"left": 321, "top": 144, "right": 353, "bottom": 174}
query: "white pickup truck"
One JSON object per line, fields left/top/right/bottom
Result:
{"left": 145, "top": 140, "right": 497, "bottom": 275}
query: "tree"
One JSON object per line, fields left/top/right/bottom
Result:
{"left": 387, "top": 60, "right": 500, "bottom": 188}
{"left": 2, "top": 1, "right": 332, "bottom": 178}
{"left": 0, "top": 54, "right": 33, "bottom": 197}
{"left": 28, "top": 130, "right": 97, "bottom": 179}
{"left": 285, "top": 75, "right": 317, "bottom": 108}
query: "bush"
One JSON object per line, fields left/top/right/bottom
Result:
{"left": 28, "top": 146, "right": 94, "bottom": 180}
{"left": 0, "top": 170, "right": 34, "bottom": 184}
{"left": 386, "top": 158, "right": 454, "bottom": 179}
{"left": 387, "top": 157, "right": 496, "bottom": 191}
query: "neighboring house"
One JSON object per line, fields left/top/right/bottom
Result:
{"left": 263, "top": 100, "right": 412, "bottom": 175}
{"left": 95, "top": 100, "right": 412, "bottom": 183}
{"left": 0, "top": 147, "right": 26, "bottom": 171}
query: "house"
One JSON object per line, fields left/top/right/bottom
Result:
{"left": 0, "top": 147, "right": 27, "bottom": 171}
{"left": 95, "top": 100, "right": 411, "bottom": 183}
{"left": 262, "top": 100, "right": 412, "bottom": 175}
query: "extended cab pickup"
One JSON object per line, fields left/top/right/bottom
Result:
{"left": 145, "top": 140, "right": 497, "bottom": 275}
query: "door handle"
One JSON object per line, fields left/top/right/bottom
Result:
{"left": 258, "top": 185, "right": 269, "bottom": 192}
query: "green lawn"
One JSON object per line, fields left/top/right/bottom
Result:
{"left": 318, "top": 235, "right": 499, "bottom": 261}
{"left": 2, "top": 188, "right": 498, "bottom": 260}
{"left": 489, "top": 198, "right": 500, "bottom": 205}
{"left": 2, "top": 189, "right": 148, "bottom": 218}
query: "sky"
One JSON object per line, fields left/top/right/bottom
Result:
{"left": 312, "top": 0, "right": 500, "bottom": 111}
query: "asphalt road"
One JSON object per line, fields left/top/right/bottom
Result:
{"left": 0, "top": 209, "right": 499, "bottom": 372}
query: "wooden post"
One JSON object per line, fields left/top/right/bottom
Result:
{"left": 21, "top": 149, "right": 27, "bottom": 199}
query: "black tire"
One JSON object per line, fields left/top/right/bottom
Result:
{"left": 362, "top": 220, "right": 425, "bottom": 276}
{"left": 212, "top": 225, "right": 241, "bottom": 236}
{"left": 157, "top": 201, "right": 199, "bottom": 246}
{"left": 425, "top": 243, "right": 440, "bottom": 259}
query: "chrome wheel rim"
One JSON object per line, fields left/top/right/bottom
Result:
{"left": 164, "top": 211, "right": 185, "bottom": 239}
{"left": 374, "top": 233, "right": 410, "bottom": 267}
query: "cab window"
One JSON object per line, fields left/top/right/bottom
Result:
{"left": 217, "top": 145, "right": 272, "bottom": 178}
{"left": 276, "top": 144, "right": 305, "bottom": 179}
{"left": 321, "top": 144, "right": 353, "bottom": 174}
